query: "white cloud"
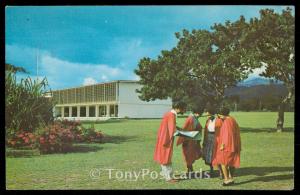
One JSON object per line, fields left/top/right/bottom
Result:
{"left": 6, "top": 44, "right": 136, "bottom": 90}
{"left": 83, "top": 77, "right": 97, "bottom": 86}
{"left": 245, "top": 63, "right": 267, "bottom": 80}
{"left": 6, "top": 43, "right": 157, "bottom": 90}
{"left": 40, "top": 54, "right": 124, "bottom": 89}
{"left": 101, "top": 75, "right": 108, "bottom": 81}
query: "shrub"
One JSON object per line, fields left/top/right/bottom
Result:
{"left": 6, "top": 130, "right": 38, "bottom": 149}
{"left": 38, "top": 123, "right": 74, "bottom": 154}
{"left": 37, "top": 120, "right": 104, "bottom": 153}
{"left": 5, "top": 64, "right": 54, "bottom": 139}
{"left": 81, "top": 127, "right": 104, "bottom": 143}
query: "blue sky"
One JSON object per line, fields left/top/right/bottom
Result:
{"left": 5, "top": 6, "right": 293, "bottom": 90}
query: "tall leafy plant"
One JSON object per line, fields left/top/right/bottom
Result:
{"left": 5, "top": 63, "right": 54, "bottom": 139}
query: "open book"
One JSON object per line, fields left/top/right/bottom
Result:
{"left": 173, "top": 130, "right": 201, "bottom": 140}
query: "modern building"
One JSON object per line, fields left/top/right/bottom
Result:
{"left": 50, "top": 80, "right": 172, "bottom": 120}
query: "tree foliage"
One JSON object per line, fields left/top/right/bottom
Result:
{"left": 135, "top": 19, "right": 251, "bottom": 107}
{"left": 5, "top": 63, "right": 54, "bottom": 138}
{"left": 135, "top": 8, "right": 294, "bottom": 122}
{"left": 239, "top": 8, "right": 294, "bottom": 131}
{"left": 241, "top": 8, "right": 294, "bottom": 92}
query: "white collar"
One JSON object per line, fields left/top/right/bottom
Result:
{"left": 170, "top": 109, "right": 177, "bottom": 117}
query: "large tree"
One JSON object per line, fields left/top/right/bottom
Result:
{"left": 240, "top": 8, "right": 294, "bottom": 132}
{"left": 135, "top": 17, "right": 251, "bottom": 109}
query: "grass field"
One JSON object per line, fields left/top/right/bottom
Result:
{"left": 6, "top": 112, "right": 294, "bottom": 190}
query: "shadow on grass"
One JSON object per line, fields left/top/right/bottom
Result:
{"left": 236, "top": 166, "right": 294, "bottom": 177}
{"left": 102, "top": 135, "right": 138, "bottom": 144}
{"left": 64, "top": 144, "right": 103, "bottom": 153}
{"left": 232, "top": 166, "right": 294, "bottom": 186}
{"left": 240, "top": 127, "right": 294, "bottom": 133}
{"left": 6, "top": 135, "right": 137, "bottom": 157}
{"left": 234, "top": 174, "right": 294, "bottom": 186}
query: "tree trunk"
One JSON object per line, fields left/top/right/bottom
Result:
{"left": 276, "top": 90, "right": 292, "bottom": 132}
{"left": 276, "top": 103, "right": 285, "bottom": 132}
{"left": 234, "top": 102, "right": 238, "bottom": 112}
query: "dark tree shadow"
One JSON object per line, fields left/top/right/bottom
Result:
{"left": 233, "top": 174, "right": 294, "bottom": 186}
{"left": 236, "top": 166, "right": 294, "bottom": 177}
{"left": 240, "top": 127, "right": 294, "bottom": 133}
{"left": 6, "top": 135, "right": 138, "bottom": 157}
{"left": 101, "top": 135, "right": 138, "bottom": 144}
{"left": 229, "top": 166, "right": 294, "bottom": 186}
{"left": 63, "top": 144, "right": 103, "bottom": 153}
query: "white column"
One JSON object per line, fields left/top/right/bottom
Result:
{"left": 77, "top": 106, "right": 80, "bottom": 117}
{"left": 106, "top": 105, "right": 110, "bottom": 117}
{"left": 61, "top": 107, "right": 64, "bottom": 118}
{"left": 86, "top": 106, "right": 89, "bottom": 117}
{"left": 69, "top": 106, "right": 72, "bottom": 118}
{"left": 95, "top": 105, "right": 99, "bottom": 118}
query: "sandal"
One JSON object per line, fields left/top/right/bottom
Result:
{"left": 222, "top": 179, "right": 234, "bottom": 186}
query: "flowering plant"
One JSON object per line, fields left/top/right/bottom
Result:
{"left": 6, "top": 130, "right": 37, "bottom": 149}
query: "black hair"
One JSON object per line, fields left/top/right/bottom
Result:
{"left": 172, "top": 101, "right": 187, "bottom": 110}
{"left": 205, "top": 105, "right": 216, "bottom": 115}
{"left": 192, "top": 105, "right": 204, "bottom": 115}
{"left": 220, "top": 107, "right": 230, "bottom": 116}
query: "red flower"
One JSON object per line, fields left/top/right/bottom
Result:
{"left": 24, "top": 138, "right": 29, "bottom": 143}
{"left": 28, "top": 134, "right": 34, "bottom": 139}
{"left": 17, "top": 133, "right": 24, "bottom": 138}
{"left": 39, "top": 137, "right": 45, "bottom": 144}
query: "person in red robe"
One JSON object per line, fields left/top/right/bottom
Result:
{"left": 176, "top": 106, "right": 203, "bottom": 176}
{"left": 213, "top": 107, "right": 241, "bottom": 186}
{"left": 154, "top": 101, "right": 187, "bottom": 183}
{"left": 202, "top": 106, "right": 223, "bottom": 178}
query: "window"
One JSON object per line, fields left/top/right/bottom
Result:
{"left": 86, "top": 86, "right": 93, "bottom": 102}
{"left": 99, "top": 105, "right": 106, "bottom": 117}
{"left": 105, "top": 83, "right": 116, "bottom": 101}
{"left": 64, "top": 107, "right": 69, "bottom": 117}
{"left": 115, "top": 105, "right": 118, "bottom": 117}
{"left": 89, "top": 106, "right": 95, "bottom": 117}
{"left": 95, "top": 84, "right": 105, "bottom": 102}
{"left": 80, "top": 107, "right": 86, "bottom": 117}
{"left": 110, "top": 105, "right": 115, "bottom": 117}
{"left": 72, "top": 107, "right": 77, "bottom": 117}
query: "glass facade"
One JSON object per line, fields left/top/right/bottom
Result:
{"left": 72, "top": 107, "right": 77, "bottom": 117}
{"left": 99, "top": 105, "right": 106, "bottom": 117}
{"left": 64, "top": 107, "right": 69, "bottom": 117}
{"left": 80, "top": 107, "right": 86, "bottom": 117}
{"left": 89, "top": 106, "right": 95, "bottom": 117}
{"left": 52, "top": 82, "right": 117, "bottom": 104}
{"left": 51, "top": 81, "right": 124, "bottom": 118}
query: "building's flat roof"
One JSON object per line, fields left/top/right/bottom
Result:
{"left": 50, "top": 80, "right": 140, "bottom": 92}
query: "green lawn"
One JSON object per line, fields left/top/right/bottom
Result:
{"left": 6, "top": 112, "right": 294, "bottom": 190}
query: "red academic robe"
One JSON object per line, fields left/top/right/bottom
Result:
{"left": 212, "top": 116, "right": 241, "bottom": 168}
{"left": 154, "top": 111, "right": 176, "bottom": 165}
{"left": 176, "top": 115, "right": 202, "bottom": 166}
{"left": 203, "top": 117, "right": 223, "bottom": 165}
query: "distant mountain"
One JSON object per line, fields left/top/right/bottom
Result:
{"left": 238, "top": 77, "right": 283, "bottom": 87}
{"left": 225, "top": 84, "right": 287, "bottom": 100}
